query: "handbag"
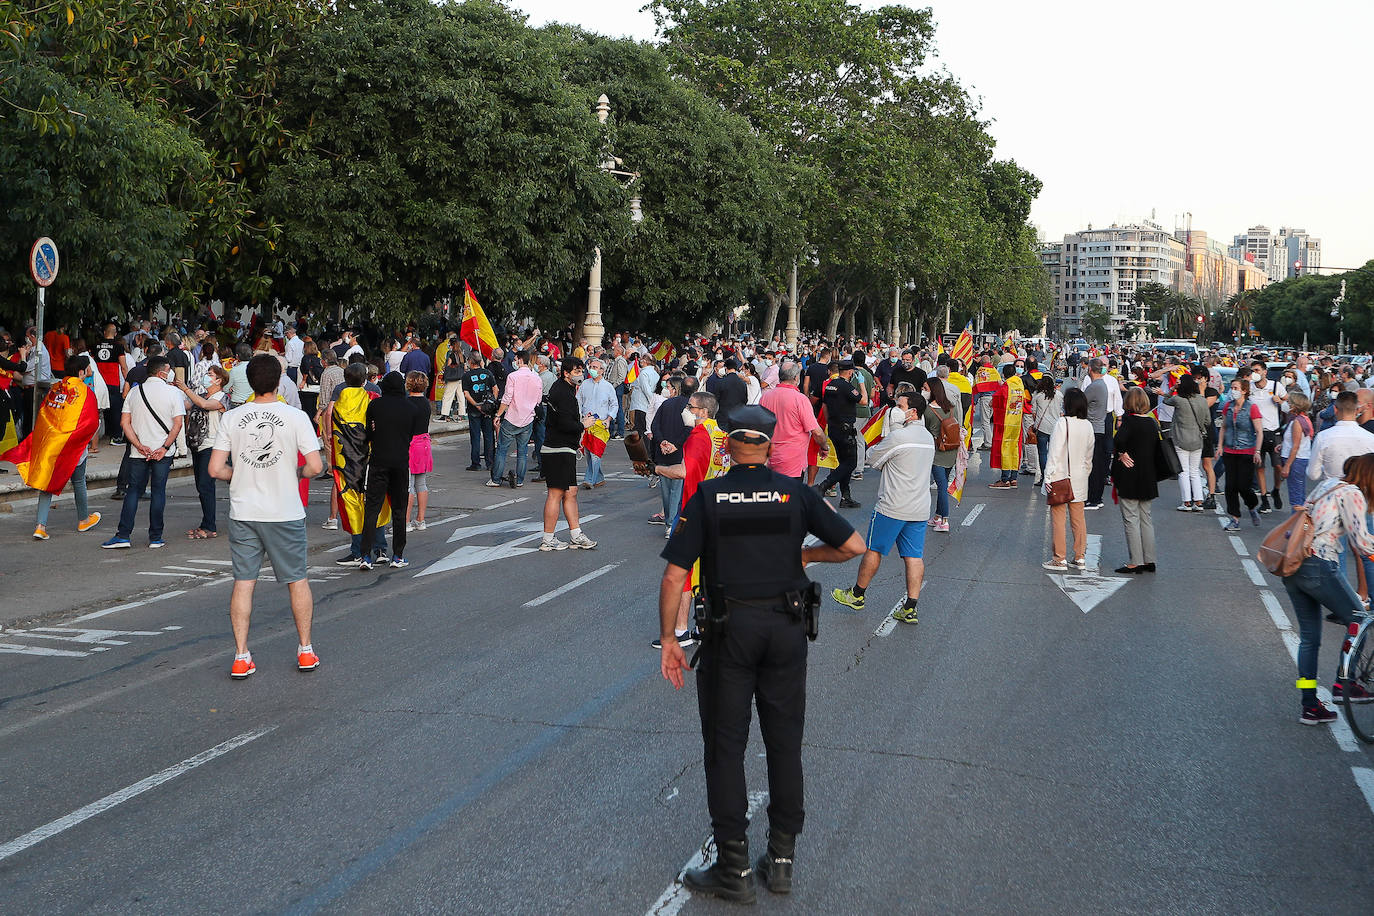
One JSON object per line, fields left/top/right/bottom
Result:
{"left": 1258, "top": 483, "right": 1349, "bottom": 576}
{"left": 1045, "top": 418, "right": 1073, "bottom": 505}
{"left": 936, "top": 409, "right": 962, "bottom": 451}
{"left": 1153, "top": 417, "right": 1181, "bottom": 480}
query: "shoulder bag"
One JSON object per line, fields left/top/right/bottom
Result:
{"left": 138, "top": 383, "right": 182, "bottom": 458}
{"left": 1258, "top": 482, "right": 1350, "bottom": 577}
{"left": 935, "top": 406, "right": 962, "bottom": 452}
{"left": 1152, "top": 416, "right": 1181, "bottom": 480}
{"left": 1045, "top": 418, "right": 1074, "bottom": 506}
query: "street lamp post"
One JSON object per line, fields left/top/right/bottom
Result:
{"left": 581, "top": 94, "right": 641, "bottom": 348}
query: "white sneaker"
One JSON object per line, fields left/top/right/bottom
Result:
{"left": 540, "top": 538, "right": 568, "bottom": 551}
{"left": 569, "top": 532, "right": 598, "bottom": 549}
{"left": 406, "top": 522, "right": 416, "bottom": 532}
{"left": 321, "top": 518, "right": 339, "bottom": 530}
{"left": 1043, "top": 559, "right": 1068, "bottom": 571}
{"left": 418, "top": 520, "right": 427, "bottom": 530}
{"left": 1070, "top": 557, "right": 1088, "bottom": 569}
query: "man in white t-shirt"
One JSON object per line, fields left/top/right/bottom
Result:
{"left": 103, "top": 356, "right": 185, "bottom": 550}
{"left": 1246, "top": 360, "right": 1287, "bottom": 512}
{"left": 210, "top": 354, "right": 324, "bottom": 680}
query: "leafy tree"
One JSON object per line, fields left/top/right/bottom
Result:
{"left": 263, "top": 0, "right": 624, "bottom": 327}
{"left": 1081, "top": 302, "right": 1110, "bottom": 342}
{"left": 0, "top": 57, "right": 208, "bottom": 326}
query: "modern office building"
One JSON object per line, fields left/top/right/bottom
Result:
{"left": 1229, "top": 225, "right": 1289, "bottom": 282}
{"left": 1278, "top": 226, "right": 1322, "bottom": 278}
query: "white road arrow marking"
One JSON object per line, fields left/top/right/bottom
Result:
{"left": 1046, "top": 573, "right": 1131, "bottom": 614}
{"left": 419, "top": 514, "right": 602, "bottom": 577}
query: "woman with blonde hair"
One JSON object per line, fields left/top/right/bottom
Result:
{"left": 1278, "top": 390, "right": 1314, "bottom": 510}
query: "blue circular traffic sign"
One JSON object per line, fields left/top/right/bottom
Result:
{"left": 29, "top": 237, "right": 59, "bottom": 287}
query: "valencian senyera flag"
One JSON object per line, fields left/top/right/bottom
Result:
{"left": 861, "top": 407, "right": 889, "bottom": 447}
{"left": 581, "top": 418, "right": 610, "bottom": 458}
{"left": 949, "top": 321, "right": 974, "bottom": 365}
{"left": 331, "top": 387, "right": 390, "bottom": 534}
{"left": 461, "top": 279, "right": 499, "bottom": 360}
{"left": 2, "top": 377, "right": 99, "bottom": 494}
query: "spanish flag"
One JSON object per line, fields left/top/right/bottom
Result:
{"left": 460, "top": 280, "right": 498, "bottom": 360}
{"left": 581, "top": 418, "right": 610, "bottom": 457}
{"left": 625, "top": 359, "right": 639, "bottom": 385}
{"left": 2, "top": 378, "right": 99, "bottom": 494}
{"left": 331, "top": 387, "right": 390, "bottom": 534}
{"left": 650, "top": 339, "right": 676, "bottom": 363}
{"left": 861, "top": 407, "right": 889, "bottom": 447}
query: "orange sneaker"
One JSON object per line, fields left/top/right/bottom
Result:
{"left": 297, "top": 650, "right": 320, "bottom": 671}
{"left": 78, "top": 512, "right": 102, "bottom": 532}
{"left": 230, "top": 657, "right": 256, "bottom": 679}
{"left": 32, "top": 525, "right": 48, "bottom": 540}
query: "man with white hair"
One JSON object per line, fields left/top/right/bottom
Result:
{"left": 576, "top": 357, "right": 618, "bottom": 488}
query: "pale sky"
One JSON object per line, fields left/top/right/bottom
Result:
{"left": 511, "top": 0, "right": 1373, "bottom": 270}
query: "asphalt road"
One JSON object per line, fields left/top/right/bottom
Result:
{"left": 1, "top": 439, "right": 1371, "bottom": 914}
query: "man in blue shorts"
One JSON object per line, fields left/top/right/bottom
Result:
{"left": 832, "top": 387, "right": 935, "bottom": 623}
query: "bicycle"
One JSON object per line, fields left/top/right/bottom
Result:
{"left": 1340, "top": 613, "right": 1374, "bottom": 743}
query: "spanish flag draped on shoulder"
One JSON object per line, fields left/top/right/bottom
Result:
{"left": 2, "top": 377, "right": 99, "bottom": 494}
{"left": 460, "top": 280, "right": 498, "bottom": 360}
{"left": 332, "top": 387, "right": 390, "bottom": 533}
{"left": 581, "top": 418, "right": 610, "bottom": 458}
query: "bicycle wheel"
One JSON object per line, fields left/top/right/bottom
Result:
{"left": 1342, "top": 624, "right": 1374, "bottom": 744}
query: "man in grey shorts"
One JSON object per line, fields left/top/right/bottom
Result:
{"left": 210, "top": 354, "right": 324, "bottom": 679}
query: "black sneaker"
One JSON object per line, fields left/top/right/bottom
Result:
{"left": 1332, "top": 681, "right": 1374, "bottom": 704}
{"left": 1259, "top": 495, "right": 1272, "bottom": 514}
{"left": 838, "top": 497, "right": 861, "bottom": 508}
{"left": 1202, "top": 494, "right": 1217, "bottom": 510}
{"left": 650, "top": 632, "right": 697, "bottom": 650}
{"left": 334, "top": 555, "right": 361, "bottom": 566}
{"left": 1271, "top": 487, "right": 1283, "bottom": 510}
{"left": 1299, "top": 703, "right": 1338, "bottom": 725}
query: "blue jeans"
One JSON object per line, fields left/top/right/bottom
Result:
{"left": 116, "top": 456, "right": 173, "bottom": 541}
{"left": 613, "top": 383, "right": 627, "bottom": 438}
{"left": 468, "top": 412, "right": 494, "bottom": 467}
{"left": 1037, "top": 431, "right": 1051, "bottom": 480}
{"left": 1283, "top": 555, "right": 1359, "bottom": 685}
{"left": 660, "top": 475, "right": 684, "bottom": 530}
{"left": 585, "top": 453, "right": 604, "bottom": 485}
{"left": 999, "top": 468, "right": 1017, "bottom": 483}
{"left": 1286, "top": 458, "right": 1308, "bottom": 507}
{"left": 36, "top": 458, "right": 89, "bottom": 527}
{"left": 531, "top": 413, "right": 546, "bottom": 470}
{"left": 191, "top": 447, "right": 218, "bottom": 532}
{"left": 931, "top": 464, "right": 950, "bottom": 518}
{"left": 350, "top": 527, "right": 388, "bottom": 561}
{"left": 492, "top": 420, "right": 533, "bottom": 483}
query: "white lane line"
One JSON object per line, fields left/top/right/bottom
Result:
{"left": 1229, "top": 536, "right": 1249, "bottom": 557}
{"left": 1280, "top": 630, "right": 1300, "bottom": 663}
{"left": 480, "top": 498, "right": 527, "bottom": 512}
{"left": 1352, "top": 768, "right": 1374, "bottom": 817}
{"left": 159, "top": 565, "right": 211, "bottom": 573}
{"left": 1317, "top": 687, "right": 1362, "bottom": 753}
{"left": 1240, "top": 558, "right": 1266, "bottom": 586}
{"left": 961, "top": 503, "right": 985, "bottom": 527}
{"left": 136, "top": 572, "right": 191, "bottom": 578}
{"left": 0, "top": 726, "right": 276, "bottom": 863}
{"left": 1217, "top": 517, "right": 1230, "bottom": 529}
{"left": 1083, "top": 533, "right": 1103, "bottom": 571}
{"left": 324, "top": 544, "right": 349, "bottom": 553}
{"left": 874, "top": 615, "right": 899, "bottom": 638}
{"left": 646, "top": 790, "right": 768, "bottom": 916}
{"left": 1258, "top": 590, "right": 1291, "bottom": 631}
{"left": 521, "top": 564, "right": 621, "bottom": 608}
{"left": 71, "top": 589, "right": 187, "bottom": 623}
{"left": 184, "top": 559, "right": 233, "bottom": 566}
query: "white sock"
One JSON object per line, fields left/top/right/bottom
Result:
{"left": 235, "top": 651, "right": 251, "bottom": 661}
{"left": 570, "top": 527, "right": 582, "bottom": 538}
{"left": 674, "top": 628, "right": 688, "bottom": 638}
{"left": 543, "top": 532, "right": 556, "bottom": 542}
{"left": 298, "top": 644, "right": 312, "bottom": 655}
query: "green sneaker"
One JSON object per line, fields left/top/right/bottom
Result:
{"left": 832, "top": 587, "right": 864, "bottom": 610}
{"left": 892, "top": 605, "right": 919, "bottom": 625}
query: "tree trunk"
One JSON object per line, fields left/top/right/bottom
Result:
{"left": 824, "top": 285, "right": 844, "bottom": 340}
{"left": 760, "top": 288, "right": 782, "bottom": 342}
{"left": 843, "top": 303, "right": 856, "bottom": 341}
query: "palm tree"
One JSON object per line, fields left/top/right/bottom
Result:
{"left": 1225, "top": 290, "right": 1259, "bottom": 336}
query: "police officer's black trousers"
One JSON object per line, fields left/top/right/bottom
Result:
{"left": 697, "top": 605, "right": 808, "bottom": 843}
{"left": 818, "top": 422, "right": 857, "bottom": 498}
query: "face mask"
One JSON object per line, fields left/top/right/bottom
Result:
{"left": 1251, "top": 373, "right": 1262, "bottom": 383}
{"left": 589, "top": 368, "right": 600, "bottom": 379}
{"left": 681, "top": 407, "right": 698, "bottom": 427}
{"left": 715, "top": 367, "right": 726, "bottom": 376}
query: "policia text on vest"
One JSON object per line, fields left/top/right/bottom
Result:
{"left": 657, "top": 410, "right": 865, "bottom": 904}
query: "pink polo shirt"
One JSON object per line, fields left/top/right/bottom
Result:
{"left": 759, "top": 383, "right": 820, "bottom": 477}
{"left": 500, "top": 366, "right": 544, "bottom": 427}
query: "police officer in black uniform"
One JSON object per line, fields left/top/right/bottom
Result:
{"left": 659, "top": 404, "right": 865, "bottom": 904}
{"left": 815, "top": 358, "right": 865, "bottom": 508}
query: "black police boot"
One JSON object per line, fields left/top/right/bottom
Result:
{"left": 754, "top": 830, "right": 795, "bottom": 894}
{"left": 683, "top": 837, "right": 756, "bottom": 904}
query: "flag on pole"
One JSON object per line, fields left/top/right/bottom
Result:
{"left": 936, "top": 338, "right": 945, "bottom": 356}
{"left": 460, "top": 280, "right": 498, "bottom": 360}
{"left": 650, "top": 339, "right": 676, "bottom": 363}
{"left": 861, "top": 407, "right": 889, "bottom": 447}
{"left": 625, "top": 359, "right": 639, "bottom": 385}
{"left": 581, "top": 418, "right": 610, "bottom": 457}
{"left": 1, "top": 378, "right": 99, "bottom": 494}
{"left": 949, "top": 321, "right": 974, "bottom": 365}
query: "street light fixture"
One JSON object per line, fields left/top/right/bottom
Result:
{"left": 582, "top": 94, "right": 642, "bottom": 347}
